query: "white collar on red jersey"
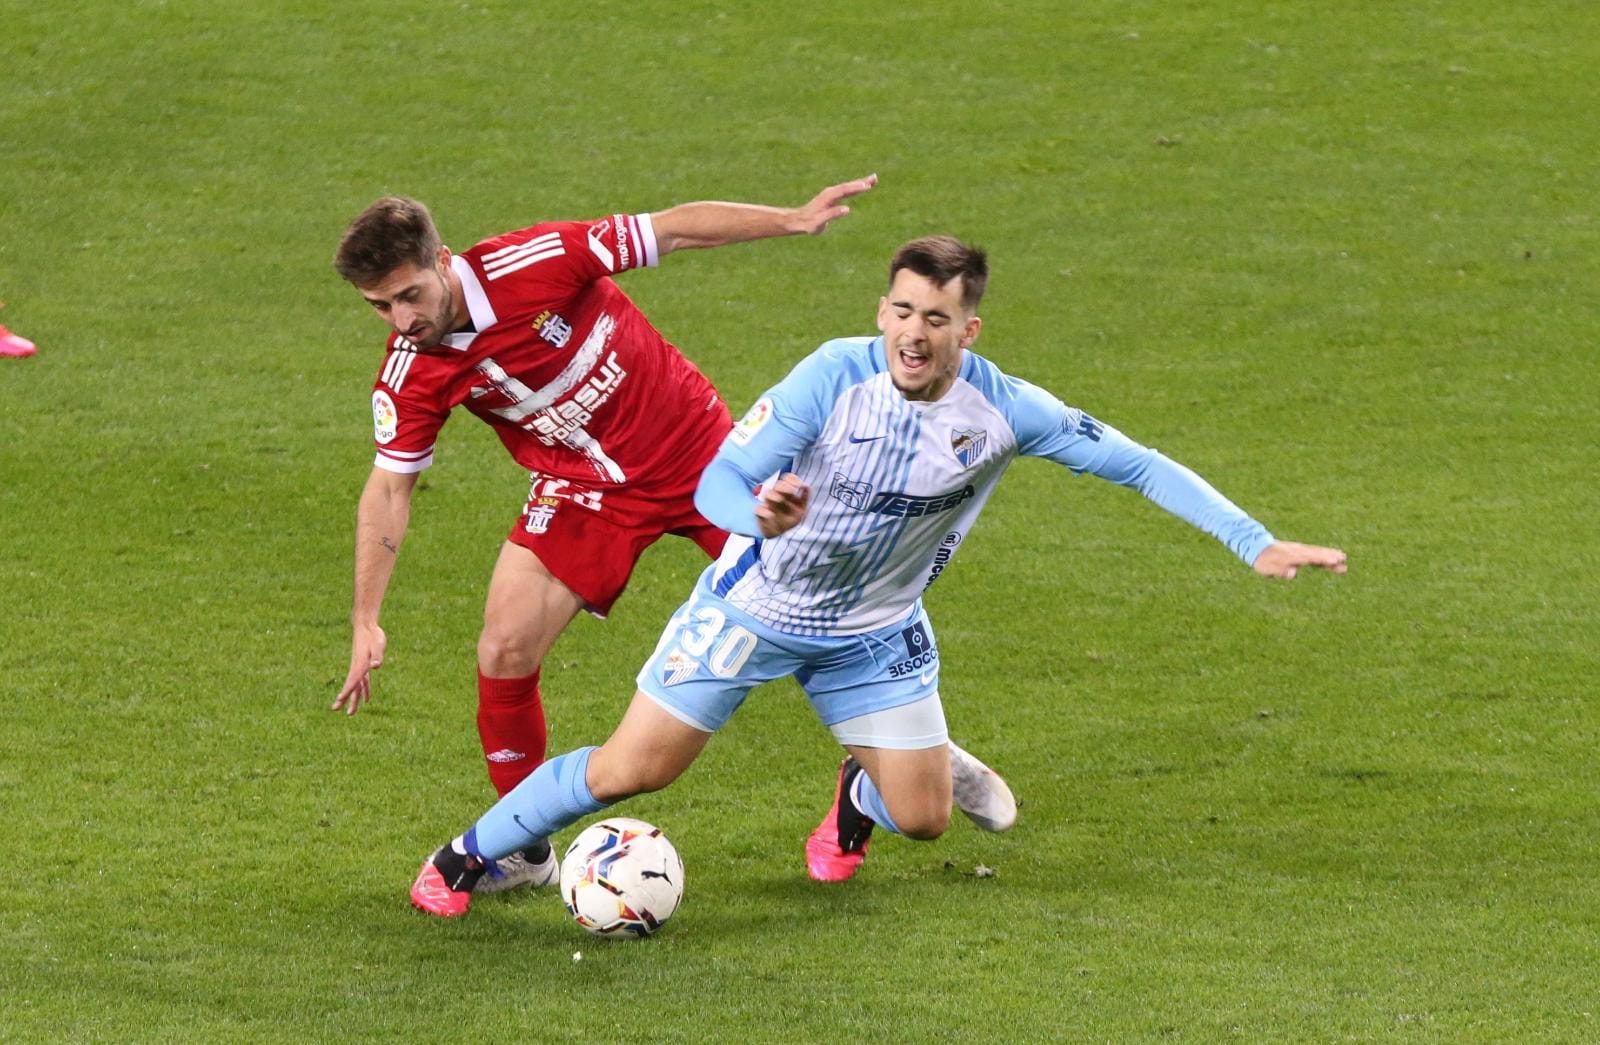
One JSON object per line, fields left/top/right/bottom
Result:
{"left": 442, "top": 254, "right": 498, "bottom": 351}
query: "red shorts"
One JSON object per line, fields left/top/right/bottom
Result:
{"left": 507, "top": 470, "right": 728, "bottom": 616}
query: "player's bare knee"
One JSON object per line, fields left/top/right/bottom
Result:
{"left": 894, "top": 803, "right": 951, "bottom": 840}
{"left": 476, "top": 628, "right": 539, "bottom": 677}
{"left": 587, "top": 748, "right": 680, "bottom": 801}
{"left": 585, "top": 757, "right": 648, "bottom": 803}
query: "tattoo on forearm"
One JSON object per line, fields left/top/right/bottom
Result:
{"left": 380, "top": 536, "right": 399, "bottom": 555}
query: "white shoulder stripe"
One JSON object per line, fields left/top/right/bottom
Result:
{"left": 481, "top": 231, "right": 561, "bottom": 264}
{"left": 381, "top": 348, "right": 417, "bottom": 391}
{"left": 480, "top": 243, "right": 563, "bottom": 276}
{"left": 484, "top": 239, "right": 561, "bottom": 269}
{"left": 485, "top": 245, "right": 565, "bottom": 280}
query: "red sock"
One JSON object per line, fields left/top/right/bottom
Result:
{"left": 476, "top": 668, "right": 547, "bottom": 797}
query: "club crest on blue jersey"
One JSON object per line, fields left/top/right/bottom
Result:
{"left": 660, "top": 648, "right": 697, "bottom": 687}
{"left": 951, "top": 428, "right": 987, "bottom": 468}
{"left": 830, "top": 472, "right": 874, "bottom": 510}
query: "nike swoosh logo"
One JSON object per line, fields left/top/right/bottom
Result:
{"left": 920, "top": 668, "right": 938, "bottom": 686}
{"left": 849, "top": 434, "right": 886, "bottom": 444}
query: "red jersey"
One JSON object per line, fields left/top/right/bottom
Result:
{"left": 369, "top": 214, "right": 730, "bottom": 490}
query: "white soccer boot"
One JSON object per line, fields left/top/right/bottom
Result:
{"left": 473, "top": 842, "right": 558, "bottom": 894}
{"left": 948, "top": 741, "right": 1017, "bottom": 832}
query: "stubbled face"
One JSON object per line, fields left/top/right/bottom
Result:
{"left": 356, "top": 248, "right": 460, "bottom": 350}
{"left": 876, "top": 269, "right": 981, "bottom": 402}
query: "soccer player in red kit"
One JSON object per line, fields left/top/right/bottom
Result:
{"left": 329, "top": 176, "right": 878, "bottom": 892}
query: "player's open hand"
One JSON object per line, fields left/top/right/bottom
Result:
{"left": 1252, "top": 541, "right": 1348, "bottom": 580}
{"left": 333, "top": 623, "right": 387, "bottom": 715}
{"left": 755, "top": 473, "right": 811, "bottom": 538}
{"left": 794, "top": 174, "right": 878, "bottom": 235}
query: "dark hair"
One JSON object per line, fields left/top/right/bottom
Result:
{"left": 888, "top": 235, "right": 988, "bottom": 311}
{"left": 333, "top": 196, "right": 442, "bottom": 285}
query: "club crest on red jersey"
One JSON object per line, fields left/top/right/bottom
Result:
{"left": 532, "top": 310, "right": 573, "bottom": 348}
{"left": 524, "top": 496, "right": 561, "bottom": 535}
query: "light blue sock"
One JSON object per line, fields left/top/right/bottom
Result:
{"left": 850, "top": 767, "right": 902, "bottom": 836}
{"left": 467, "top": 746, "right": 606, "bottom": 860}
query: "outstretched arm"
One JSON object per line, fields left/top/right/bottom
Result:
{"left": 651, "top": 174, "right": 878, "bottom": 256}
{"left": 1089, "top": 446, "right": 1347, "bottom": 578}
{"left": 333, "top": 466, "right": 419, "bottom": 715}
{"left": 1010, "top": 390, "right": 1346, "bottom": 576}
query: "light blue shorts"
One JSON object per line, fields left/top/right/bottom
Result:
{"left": 636, "top": 582, "right": 947, "bottom": 749}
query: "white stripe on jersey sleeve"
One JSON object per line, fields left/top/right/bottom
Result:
{"left": 634, "top": 212, "right": 660, "bottom": 267}
{"left": 374, "top": 448, "right": 434, "bottom": 473}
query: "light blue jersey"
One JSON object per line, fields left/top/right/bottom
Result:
{"left": 465, "top": 335, "right": 1283, "bottom": 862}
{"left": 696, "top": 336, "right": 1275, "bottom": 636}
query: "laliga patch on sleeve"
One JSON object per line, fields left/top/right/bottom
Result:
{"left": 372, "top": 390, "right": 398, "bottom": 444}
{"left": 728, "top": 396, "right": 773, "bottom": 447}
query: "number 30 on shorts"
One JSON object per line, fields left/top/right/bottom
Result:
{"left": 673, "top": 607, "right": 757, "bottom": 678}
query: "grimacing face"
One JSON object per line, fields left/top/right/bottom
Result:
{"left": 876, "top": 268, "right": 981, "bottom": 402}
{"left": 357, "top": 247, "right": 460, "bottom": 350}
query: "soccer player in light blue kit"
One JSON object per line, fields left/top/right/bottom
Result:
{"left": 409, "top": 236, "right": 1347, "bottom": 913}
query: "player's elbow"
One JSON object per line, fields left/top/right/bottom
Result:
{"left": 694, "top": 461, "right": 761, "bottom": 537}
{"left": 691, "top": 481, "right": 723, "bottom": 528}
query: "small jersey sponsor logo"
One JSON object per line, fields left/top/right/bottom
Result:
{"left": 1072, "top": 413, "right": 1104, "bottom": 442}
{"left": 830, "top": 472, "right": 874, "bottom": 510}
{"left": 848, "top": 433, "right": 885, "bottom": 444}
{"left": 951, "top": 428, "right": 987, "bottom": 468}
{"left": 887, "top": 647, "right": 939, "bottom": 679}
{"left": 887, "top": 620, "right": 939, "bottom": 679}
{"left": 614, "top": 213, "right": 632, "bottom": 270}
{"left": 922, "top": 532, "right": 964, "bottom": 590}
{"left": 729, "top": 396, "right": 773, "bottom": 446}
{"left": 865, "top": 486, "right": 975, "bottom": 518}
{"left": 486, "top": 748, "right": 526, "bottom": 763}
{"left": 372, "top": 390, "right": 398, "bottom": 444}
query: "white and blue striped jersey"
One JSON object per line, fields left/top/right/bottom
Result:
{"left": 693, "top": 336, "right": 1275, "bottom": 636}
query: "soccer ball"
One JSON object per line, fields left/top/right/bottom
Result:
{"left": 558, "top": 818, "right": 684, "bottom": 938}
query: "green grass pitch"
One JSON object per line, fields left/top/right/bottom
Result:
{"left": 2, "top": 1, "right": 1596, "bottom": 1039}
